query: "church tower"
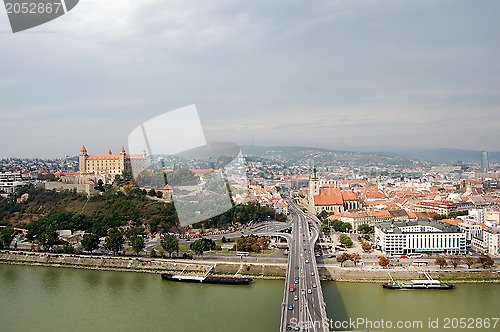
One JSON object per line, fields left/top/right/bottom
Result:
{"left": 309, "top": 158, "right": 320, "bottom": 197}
{"left": 79, "top": 146, "right": 88, "bottom": 174}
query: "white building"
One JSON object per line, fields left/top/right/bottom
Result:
{"left": 375, "top": 219, "right": 466, "bottom": 256}
{"left": 0, "top": 172, "right": 27, "bottom": 195}
{"left": 472, "top": 226, "right": 500, "bottom": 257}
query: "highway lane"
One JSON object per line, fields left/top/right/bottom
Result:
{"left": 281, "top": 203, "right": 328, "bottom": 332}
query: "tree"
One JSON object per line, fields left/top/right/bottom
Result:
{"left": 331, "top": 219, "right": 343, "bottom": 232}
{"left": 81, "top": 233, "right": 100, "bottom": 253}
{"left": 39, "top": 228, "right": 59, "bottom": 251}
{"left": 94, "top": 179, "right": 105, "bottom": 192}
{"left": 221, "top": 236, "right": 227, "bottom": 243}
{"left": 477, "top": 254, "right": 495, "bottom": 269}
{"left": 148, "top": 189, "right": 157, "bottom": 197}
{"left": 362, "top": 242, "right": 371, "bottom": 253}
{"left": 337, "top": 252, "right": 351, "bottom": 267}
{"left": 62, "top": 243, "right": 74, "bottom": 254}
{"left": 161, "top": 234, "right": 179, "bottom": 257}
{"left": 339, "top": 222, "right": 352, "bottom": 233}
{"left": 379, "top": 256, "right": 390, "bottom": 268}
{"left": 339, "top": 234, "right": 353, "bottom": 248}
{"left": 150, "top": 248, "right": 157, "bottom": 258}
{"left": 450, "top": 256, "right": 461, "bottom": 269}
{"left": 321, "top": 224, "right": 330, "bottom": 236}
{"left": 130, "top": 235, "right": 145, "bottom": 255}
{"left": 190, "top": 239, "right": 208, "bottom": 258}
{"left": 350, "top": 253, "right": 361, "bottom": 266}
{"left": 464, "top": 256, "right": 475, "bottom": 269}
{"left": 318, "top": 210, "right": 329, "bottom": 220}
{"left": 435, "top": 256, "right": 447, "bottom": 268}
{"left": 359, "top": 224, "right": 374, "bottom": 234}
{"left": 0, "top": 227, "right": 16, "bottom": 249}
{"left": 104, "top": 228, "right": 124, "bottom": 255}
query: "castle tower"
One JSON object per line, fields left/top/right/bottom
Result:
{"left": 120, "top": 147, "right": 126, "bottom": 172}
{"left": 79, "top": 146, "right": 88, "bottom": 174}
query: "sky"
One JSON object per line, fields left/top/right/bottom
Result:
{"left": 0, "top": 0, "right": 499, "bottom": 158}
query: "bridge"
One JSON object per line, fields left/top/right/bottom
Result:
{"left": 279, "top": 202, "right": 329, "bottom": 332}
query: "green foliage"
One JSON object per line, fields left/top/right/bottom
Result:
{"left": 330, "top": 219, "right": 352, "bottom": 233}
{"left": 81, "top": 233, "right": 100, "bottom": 253}
{"left": 62, "top": 243, "right": 74, "bottom": 254}
{"left": 104, "top": 228, "right": 125, "bottom": 255}
{"left": 339, "top": 234, "right": 353, "bottom": 248}
{"left": 150, "top": 248, "right": 157, "bottom": 258}
{"left": 189, "top": 238, "right": 215, "bottom": 257}
{"left": 358, "top": 224, "right": 374, "bottom": 234}
{"left": 201, "top": 202, "right": 276, "bottom": 229}
{"left": 0, "top": 227, "right": 16, "bottom": 249}
{"left": 5, "top": 187, "right": 180, "bottom": 239}
{"left": 161, "top": 234, "right": 179, "bottom": 257}
{"left": 432, "top": 211, "right": 468, "bottom": 221}
{"left": 113, "top": 170, "right": 135, "bottom": 187}
{"left": 129, "top": 235, "right": 145, "bottom": 255}
{"left": 318, "top": 210, "right": 329, "bottom": 220}
{"left": 321, "top": 223, "right": 330, "bottom": 236}
{"left": 39, "top": 228, "right": 59, "bottom": 250}
{"left": 167, "top": 168, "right": 199, "bottom": 185}
{"left": 94, "top": 179, "right": 105, "bottom": 192}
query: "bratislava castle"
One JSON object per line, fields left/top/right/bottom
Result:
{"left": 79, "top": 146, "right": 146, "bottom": 175}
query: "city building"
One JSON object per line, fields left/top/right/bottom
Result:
{"left": 375, "top": 219, "right": 466, "bottom": 256}
{"left": 79, "top": 146, "right": 147, "bottom": 176}
{"left": 481, "top": 151, "right": 489, "bottom": 172}
{"left": 472, "top": 226, "right": 500, "bottom": 257}
{"left": 0, "top": 172, "right": 27, "bottom": 195}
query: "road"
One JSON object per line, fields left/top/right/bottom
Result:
{"left": 281, "top": 203, "right": 328, "bottom": 332}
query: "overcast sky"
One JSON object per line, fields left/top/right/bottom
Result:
{"left": 0, "top": 0, "right": 499, "bottom": 158}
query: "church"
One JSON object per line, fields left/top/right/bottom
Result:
{"left": 79, "top": 146, "right": 147, "bottom": 176}
{"left": 308, "top": 162, "right": 359, "bottom": 215}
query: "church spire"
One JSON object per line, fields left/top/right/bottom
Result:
{"left": 311, "top": 156, "right": 318, "bottom": 180}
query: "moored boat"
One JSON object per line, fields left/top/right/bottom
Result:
{"left": 382, "top": 272, "right": 455, "bottom": 290}
{"left": 161, "top": 273, "right": 253, "bottom": 285}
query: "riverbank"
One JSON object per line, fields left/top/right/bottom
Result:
{"left": 0, "top": 250, "right": 287, "bottom": 279}
{"left": 318, "top": 265, "right": 500, "bottom": 283}
{"left": 1, "top": 251, "right": 498, "bottom": 282}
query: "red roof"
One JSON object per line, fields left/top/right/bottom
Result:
{"left": 86, "top": 154, "right": 144, "bottom": 160}
{"left": 314, "top": 187, "right": 343, "bottom": 206}
{"left": 341, "top": 191, "right": 358, "bottom": 201}
{"left": 81, "top": 145, "right": 87, "bottom": 152}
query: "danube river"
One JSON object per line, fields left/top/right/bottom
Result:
{"left": 1, "top": 264, "right": 499, "bottom": 331}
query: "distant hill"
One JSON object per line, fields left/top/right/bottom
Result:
{"left": 240, "top": 145, "right": 417, "bottom": 167}
{"left": 240, "top": 145, "right": 499, "bottom": 165}
{"left": 384, "top": 148, "right": 500, "bottom": 164}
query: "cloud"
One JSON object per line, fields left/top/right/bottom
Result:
{"left": 0, "top": 0, "right": 499, "bottom": 157}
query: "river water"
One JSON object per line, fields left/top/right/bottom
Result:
{"left": 0, "top": 264, "right": 498, "bottom": 332}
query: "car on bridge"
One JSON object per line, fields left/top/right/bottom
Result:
{"left": 288, "top": 304, "right": 293, "bottom": 310}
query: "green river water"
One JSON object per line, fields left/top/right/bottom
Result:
{"left": 0, "top": 264, "right": 498, "bottom": 332}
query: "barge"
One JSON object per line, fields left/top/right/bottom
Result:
{"left": 161, "top": 273, "right": 253, "bottom": 285}
{"left": 382, "top": 272, "right": 455, "bottom": 290}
